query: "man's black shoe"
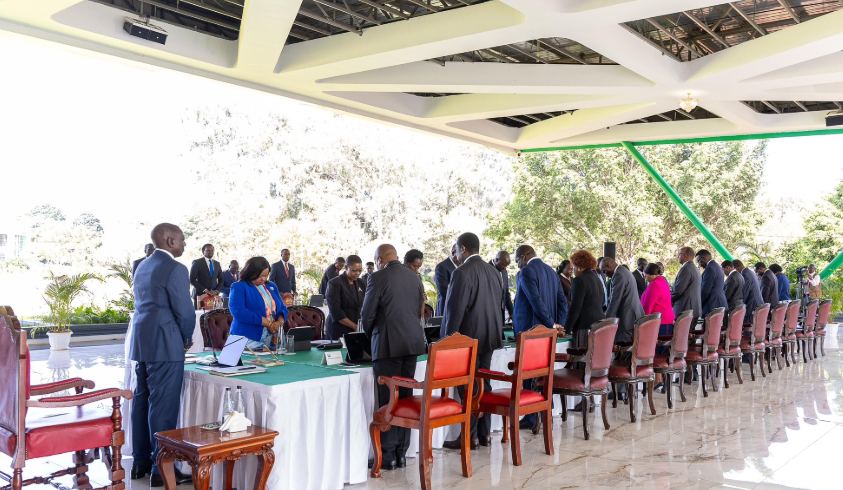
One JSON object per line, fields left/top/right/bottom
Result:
{"left": 478, "top": 436, "right": 492, "bottom": 447}
{"left": 150, "top": 469, "right": 193, "bottom": 488}
{"left": 518, "top": 418, "right": 535, "bottom": 430}
{"left": 131, "top": 463, "right": 152, "bottom": 480}
{"left": 368, "top": 458, "right": 397, "bottom": 471}
{"left": 396, "top": 455, "right": 407, "bottom": 468}
{"left": 442, "top": 438, "right": 479, "bottom": 450}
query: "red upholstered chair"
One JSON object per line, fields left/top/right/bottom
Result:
{"left": 0, "top": 313, "right": 132, "bottom": 490}
{"left": 370, "top": 333, "right": 477, "bottom": 490}
{"left": 550, "top": 319, "right": 617, "bottom": 439}
{"left": 765, "top": 303, "right": 788, "bottom": 372}
{"left": 654, "top": 310, "right": 693, "bottom": 407}
{"left": 782, "top": 300, "right": 801, "bottom": 366}
{"left": 796, "top": 299, "right": 819, "bottom": 362}
{"left": 473, "top": 326, "right": 556, "bottom": 463}
{"left": 717, "top": 305, "right": 746, "bottom": 388}
{"left": 686, "top": 308, "right": 725, "bottom": 397}
{"left": 608, "top": 314, "right": 661, "bottom": 422}
{"left": 284, "top": 305, "right": 325, "bottom": 341}
{"left": 741, "top": 303, "right": 770, "bottom": 380}
{"left": 814, "top": 299, "right": 832, "bottom": 357}
{"left": 280, "top": 292, "right": 294, "bottom": 308}
{"left": 202, "top": 308, "right": 233, "bottom": 351}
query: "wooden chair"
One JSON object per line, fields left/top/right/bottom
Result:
{"left": 741, "top": 303, "right": 770, "bottom": 380}
{"left": 765, "top": 303, "right": 788, "bottom": 372}
{"left": 795, "top": 299, "right": 819, "bottom": 363}
{"left": 473, "top": 326, "right": 556, "bottom": 464}
{"left": 653, "top": 310, "right": 693, "bottom": 407}
{"left": 781, "top": 300, "right": 801, "bottom": 366}
{"left": 717, "top": 305, "right": 746, "bottom": 388}
{"left": 814, "top": 299, "right": 832, "bottom": 357}
{"left": 549, "top": 319, "right": 617, "bottom": 439}
{"left": 200, "top": 308, "right": 233, "bottom": 351}
{"left": 608, "top": 314, "right": 661, "bottom": 422}
{"left": 0, "top": 313, "right": 132, "bottom": 490}
{"left": 284, "top": 305, "right": 326, "bottom": 340}
{"left": 423, "top": 303, "right": 434, "bottom": 324}
{"left": 370, "top": 333, "right": 478, "bottom": 490}
{"left": 686, "top": 308, "right": 725, "bottom": 397}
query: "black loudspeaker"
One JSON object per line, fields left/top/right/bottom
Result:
{"left": 123, "top": 18, "right": 168, "bottom": 45}
{"left": 826, "top": 113, "right": 843, "bottom": 127}
{"left": 603, "top": 242, "right": 616, "bottom": 259}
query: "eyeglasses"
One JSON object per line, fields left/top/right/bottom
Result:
{"left": 349, "top": 268, "right": 363, "bottom": 273}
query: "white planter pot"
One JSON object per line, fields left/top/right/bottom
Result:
{"left": 47, "top": 331, "right": 73, "bottom": 351}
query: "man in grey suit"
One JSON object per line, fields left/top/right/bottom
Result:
{"left": 489, "top": 251, "right": 514, "bottom": 321}
{"left": 361, "top": 244, "right": 427, "bottom": 471}
{"left": 433, "top": 244, "right": 460, "bottom": 316}
{"left": 696, "top": 250, "right": 728, "bottom": 316}
{"left": 632, "top": 258, "right": 648, "bottom": 298}
{"left": 722, "top": 260, "right": 745, "bottom": 311}
{"left": 734, "top": 259, "right": 762, "bottom": 324}
{"left": 599, "top": 257, "right": 645, "bottom": 343}
{"left": 132, "top": 243, "right": 154, "bottom": 276}
{"left": 130, "top": 224, "right": 194, "bottom": 487}
{"left": 441, "top": 233, "right": 504, "bottom": 449}
{"left": 755, "top": 262, "right": 779, "bottom": 308}
{"left": 671, "top": 247, "right": 702, "bottom": 326}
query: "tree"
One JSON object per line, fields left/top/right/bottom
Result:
{"left": 779, "top": 183, "right": 843, "bottom": 271}
{"left": 486, "top": 141, "right": 767, "bottom": 266}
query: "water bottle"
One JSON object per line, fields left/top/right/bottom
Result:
{"left": 234, "top": 386, "right": 245, "bottom": 415}
{"left": 222, "top": 387, "right": 233, "bottom": 421}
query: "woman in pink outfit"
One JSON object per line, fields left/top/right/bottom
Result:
{"left": 640, "top": 263, "right": 675, "bottom": 336}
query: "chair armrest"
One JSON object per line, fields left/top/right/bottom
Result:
{"left": 555, "top": 353, "right": 570, "bottom": 363}
{"left": 27, "top": 388, "right": 133, "bottom": 408}
{"left": 476, "top": 369, "right": 512, "bottom": 383}
{"left": 566, "top": 347, "right": 588, "bottom": 355}
{"left": 30, "top": 378, "right": 95, "bottom": 397}
{"left": 378, "top": 376, "right": 424, "bottom": 390}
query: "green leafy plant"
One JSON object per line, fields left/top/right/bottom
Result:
{"left": 69, "top": 305, "right": 130, "bottom": 324}
{"left": 823, "top": 276, "right": 843, "bottom": 318}
{"left": 31, "top": 272, "right": 102, "bottom": 337}
{"left": 107, "top": 263, "right": 134, "bottom": 312}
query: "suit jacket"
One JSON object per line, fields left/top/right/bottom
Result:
{"left": 360, "top": 260, "right": 426, "bottom": 361}
{"left": 606, "top": 265, "right": 645, "bottom": 342}
{"left": 269, "top": 260, "right": 296, "bottom": 294}
{"left": 229, "top": 281, "right": 288, "bottom": 342}
{"left": 741, "top": 268, "right": 763, "bottom": 323}
{"left": 441, "top": 256, "right": 504, "bottom": 354}
{"left": 221, "top": 270, "right": 238, "bottom": 297}
{"left": 671, "top": 261, "right": 702, "bottom": 319}
{"left": 724, "top": 270, "right": 745, "bottom": 311}
{"left": 700, "top": 260, "right": 728, "bottom": 315}
{"left": 512, "top": 258, "right": 568, "bottom": 335}
{"left": 131, "top": 256, "right": 146, "bottom": 276}
{"left": 189, "top": 257, "right": 224, "bottom": 299}
{"left": 325, "top": 273, "right": 367, "bottom": 340}
{"left": 489, "top": 259, "right": 514, "bottom": 317}
{"left": 565, "top": 269, "right": 606, "bottom": 333}
{"left": 777, "top": 273, "right": 791, "bottom": 302}
{"left": 559, "top": 275, "right": 572, "bottom": 300}
{"left": 760, "top": 269, "right": 778, "bottom": 307}
{"left": 434, "top": 258, "right": 457, "bottom": 316}
{"left": 129, "top": 250, "right": 196, "bottom": 362}
{"left": 319, "top": 264, "right": 340, "bottom": 296}
{"left": 632, "top": 269, "right": 647, "bottom": 298}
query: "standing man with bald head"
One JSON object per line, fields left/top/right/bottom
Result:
{"left": 130, "top": 223, "right": 194, "bottom": 487}
{"left": 361, "top": 244, "right": 426, "bottom": 471}
{"left": 489, "top": 251, "right": 514, "bottom": 321}
{"left": 671, "top": 246, "right": 702, "bottom": 326}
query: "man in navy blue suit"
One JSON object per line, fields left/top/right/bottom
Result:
{"left": 129, "top": 223, "right": 195, "bottom": 487}
{"left": 512, "top": 244, "right": 567, "bottom": 429}
{"left": 696, "top": 249, "right": 728, "bottom": 316}
{"left": 221, "top": 260, "right": 239, "bottom": 298}
{"left": 433, "top": 244, "right": 460, "bottom": 316}
{"left": 269, "top": 248, "right": 296, "bottom": 295}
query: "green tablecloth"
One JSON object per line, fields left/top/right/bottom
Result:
{"left": 184, "top": 352, "right": 354, "bottom": 386}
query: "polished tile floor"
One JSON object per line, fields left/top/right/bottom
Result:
{"left": 4, "top": 328, "right": 841, "bottom": 490}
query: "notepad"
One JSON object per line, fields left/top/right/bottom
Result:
{"left": 209, "top": 366, "right": 267, "bottom": 377}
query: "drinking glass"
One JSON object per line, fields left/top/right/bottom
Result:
{"left": 286, "top": 334, "right": 295, "bottom": 354}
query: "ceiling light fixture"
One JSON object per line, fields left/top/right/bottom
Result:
{"left": 679, "top": 93, "right": 698, "bottom": 112}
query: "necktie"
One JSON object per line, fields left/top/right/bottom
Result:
{"left": 209, "top": 260, "right": 214, "bottom": 277}
{"left": 284, "top": 262, "right": 289, "bottom": 278}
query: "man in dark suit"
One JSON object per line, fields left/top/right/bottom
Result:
{"left": 269, "top": 248, "right": 296, "bottom": 295}
{"left": 130, "top": 224, "right": 194, "bottom": 487}
{"left": 361, "top": 261, "right": 375, "bottom": 284}
{"left": 319, "top": 257, "right": 345, "bottom": 296}
{"left": 599, "top": 257, "right": 644, "bottom": 343}
{"left": 325, "top": 255, "right": 367, "bottom": 340}
{"left": 221, "top": 260, "right": 239, "bottom": 298}
{"left": 722, "top": 260, "right": 745, "bottom": 311}
{"left": 189, "top": 243, "right": 224, "bottom": 308}
{"left": 489, "top": 251, "right": 514, "bottom": 321}
{"left": 132, "top": 243, "right": 155, "bottom": 276}
{"left": 734, "top": 259, "right": 762, "bottom": 324}
{"left": 632, "top": 258, "right": 648, "bottom": 298}
{"left": 755, "top": 262, "right": 779, "bottom": 308}
{"left": 440, "top": 233, "right": 503, "bottom": 449}
{"left": 696, "top": 250, "right": 728, "bottom": 316}
{"left": 512, "top": 244, "right": 567, "bottom": 428}
{"left": 671, "top": 247, "right": 702, "bottom": 325}
{"left": 361, "top": 244, "right": 426, "bottom": 471}
{"left": 433, "top": 244, "right": 460, "bottom": 316}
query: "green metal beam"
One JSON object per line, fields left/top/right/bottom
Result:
{"left": 820, "top": 249, "right": 843, "bottom": 280}
{"left": 621, "top": 141, "right": 734, "bottom": 260}
{"left": 521, "top": 127, "right": 843, "bottom": 153}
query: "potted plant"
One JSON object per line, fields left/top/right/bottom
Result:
{"left": 31, "top": 272, "right": 102, "bottom": 350}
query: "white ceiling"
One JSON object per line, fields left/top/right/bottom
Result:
{"left": 2, "top": 0, "right": 842, "bottom": 154}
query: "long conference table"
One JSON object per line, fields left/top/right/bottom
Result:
{"left": 122, "top": 313, "right": 569, "bottom": 490}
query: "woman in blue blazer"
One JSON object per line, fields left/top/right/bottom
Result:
{"left": 229, "top": 256, "right": 289, "bottom": 350}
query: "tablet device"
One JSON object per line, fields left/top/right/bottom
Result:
{"left": 289, "top": 326, "right": 316, "bottom": 351}
{"left": 218, "top": 335, "right": 247, "bottom": 367}
{"left": 344, "top": 332, "right": 372, "bottom": 364}
{"left": 423, "top": 326, "right": 441, "bottom": 345}
{"left": 309, "top": 294, "right": 325, "bottom": 307}
{"left": 427, "top": 316, "right": 443, "bottom": 327}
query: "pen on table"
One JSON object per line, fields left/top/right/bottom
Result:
{"left": 237, "top": 367, "right": 257, "bottom": 371}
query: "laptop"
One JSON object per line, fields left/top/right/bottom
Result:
{"left": 344, "top": 332, "right": 373, "bottom": 364}
{"left": 309, "top": 294, "right": 325, "bottom": 307}
{"left": 288, "top": 326, "right": 315, "bottom": 351}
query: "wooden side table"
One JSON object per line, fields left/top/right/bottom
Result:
{"left": 154, "top": 425, "right": 279, "bottom": 490}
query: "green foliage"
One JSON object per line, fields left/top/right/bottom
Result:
{"left": 107, "top": 263, "right": 134, "bottom": 312}
{"left": 487, "top": 141, "right": 766, "bottom": 266}
{"left": 24, "top": 205, "right": 105, "bottom": 266}
{"left": 68, "top": 305, "right": 130, "bottom": 324}
{"left": 32, "top": 271, "right": 103, "bottom": 336}
{"left": 0, "top": 258, "right": 29, "bottom": 271}
{"left": 823, "top": 276, "right": 843, "bottom": 317}
{"left": 778, "top": 200, "right": 843, "bottom": 271}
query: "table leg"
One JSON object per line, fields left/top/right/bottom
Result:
{"left": 155, "top": 448, "right": 178, "bottom": 490}
{"left": 192, "top": 461, "right": 212, "bottom": 490}
{"left": 223, "top": 460, "right": 235, "bottom": 490}
{"left": 253, "top": 448, "right": 276, "bottom": 490}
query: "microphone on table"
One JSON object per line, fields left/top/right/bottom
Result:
{"left": 202, "top": 318, "right": 220, "bottom": 366}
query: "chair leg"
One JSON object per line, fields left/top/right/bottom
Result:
{"left": 628, "top": 384, "right": 636, "bottom": 422}
{"left": 821, "top": 336, "right": 826, "bottom": 357}
{"left": 12, "top": 468, "right": 23, "bottom": 490}
{"left": 766, "top": 348, "right": 773, "bottom": 374}
{"left": 509, "top": 408, "right": 521, "bottom": 466}
{"left": 775, "top": 347, "right": 783, "bottom": 370}
{"left": 370, "top": 424, "right": 384, "bottom": 478}
{"left": 813, "top": 338, "right": 818, "bottom": 360}
{"left": 710, "top": 364, "right": 718, "bottom": 392}
{"left": 582, "top": 395, "right": 590, "bottom": 440}
{"left": 461, "top": 419, "right": 472, "bottom": 475}
{"left": 611, "top": 383, "right": 618, "bottom": 408}
{"left": 802, "top": 340, "right": 809, "bottom": 363}
{"left": 560, "top": 394, "right": 568, "bottom": 422}
{"left": 73, "top": 450, "right": 93, "bottom": 490}
{"left": 647, "top": 381, "right": 656, "bottom": 415}
{"left": 601, "top": 393, "right": 610, "bottom": 430}
{"left": 665, "top": 375, "right": 673, "bottom": 409}
{"left": 700, "top": 365, "right": 708, "bottom": 397}
{"left": 748, "top": 354, "right": 756, "bottom": 381}
{"left": 723, "top": 358, "right": 730, "bottom": 389}
{"left": 791, "top": 341, "right": 798, "bottom": 364}
{"left": 501, "top": 415, "right": 509, "bottom": 444}
{"left": 543, "top": 408, "right": 554, "bottom": 456}
{"left": 420, "top": 426, "right": 434, "bottom": 490}
{"left": 759, "top": 351, "right": 767, "bottom": 378}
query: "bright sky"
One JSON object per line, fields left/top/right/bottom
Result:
{"left": 2, "top": 29, "right": 842, "bottom": 232}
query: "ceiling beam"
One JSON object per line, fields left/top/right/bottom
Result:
{"left": 294, "top": 20, "right": 331, "bottom": 36}
{"left": 645, "top": 18, "right": 704, "bottom": 59}
{"left": 310, "top": 0, "right": 381, "bottom": 24}
{"left": 729, "top": 2, "right": 767, "bottom": 36}
{"left": 534, "top": 39, "right": 589, "bottom": 65}
{"left": 479, "top": 48, "right": 515, "bottom": 63}
{"left": 794, "top": 101, "right": 809, "bottom": 111}
{"left": 177, "top": 0, "right": 242, "bottom": 20}
{"left": 355, "top": 0, "right": 409, "bottom": 19}
{"left": 403, "top": 0, "right": 441, "bottom": 13}
{"left": 776, "top": 0, "right": 801, "bottom": 24}
{"left": 761, "top": 101, "right": 782, "bottom": 113}
{"left": 676, "top": 109, "right": 696, "bottom": 119}
{"left": 682, "top": 11, "right": 730, "bottom": 49}
{"left": 297, "top": 8, "right": 362, "bottom": 35}
{"left": 618, "top": 23, "right": 682, "bottom": 63}
{"left": 505, "top": 44, "right": 547, "bottom": 63}
{"left": 136, "top": 0, "right": 240, "bottom": 30}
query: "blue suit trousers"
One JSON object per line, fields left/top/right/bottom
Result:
{"left": 131, "top": 361, "right": 184, "bottom": 473}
